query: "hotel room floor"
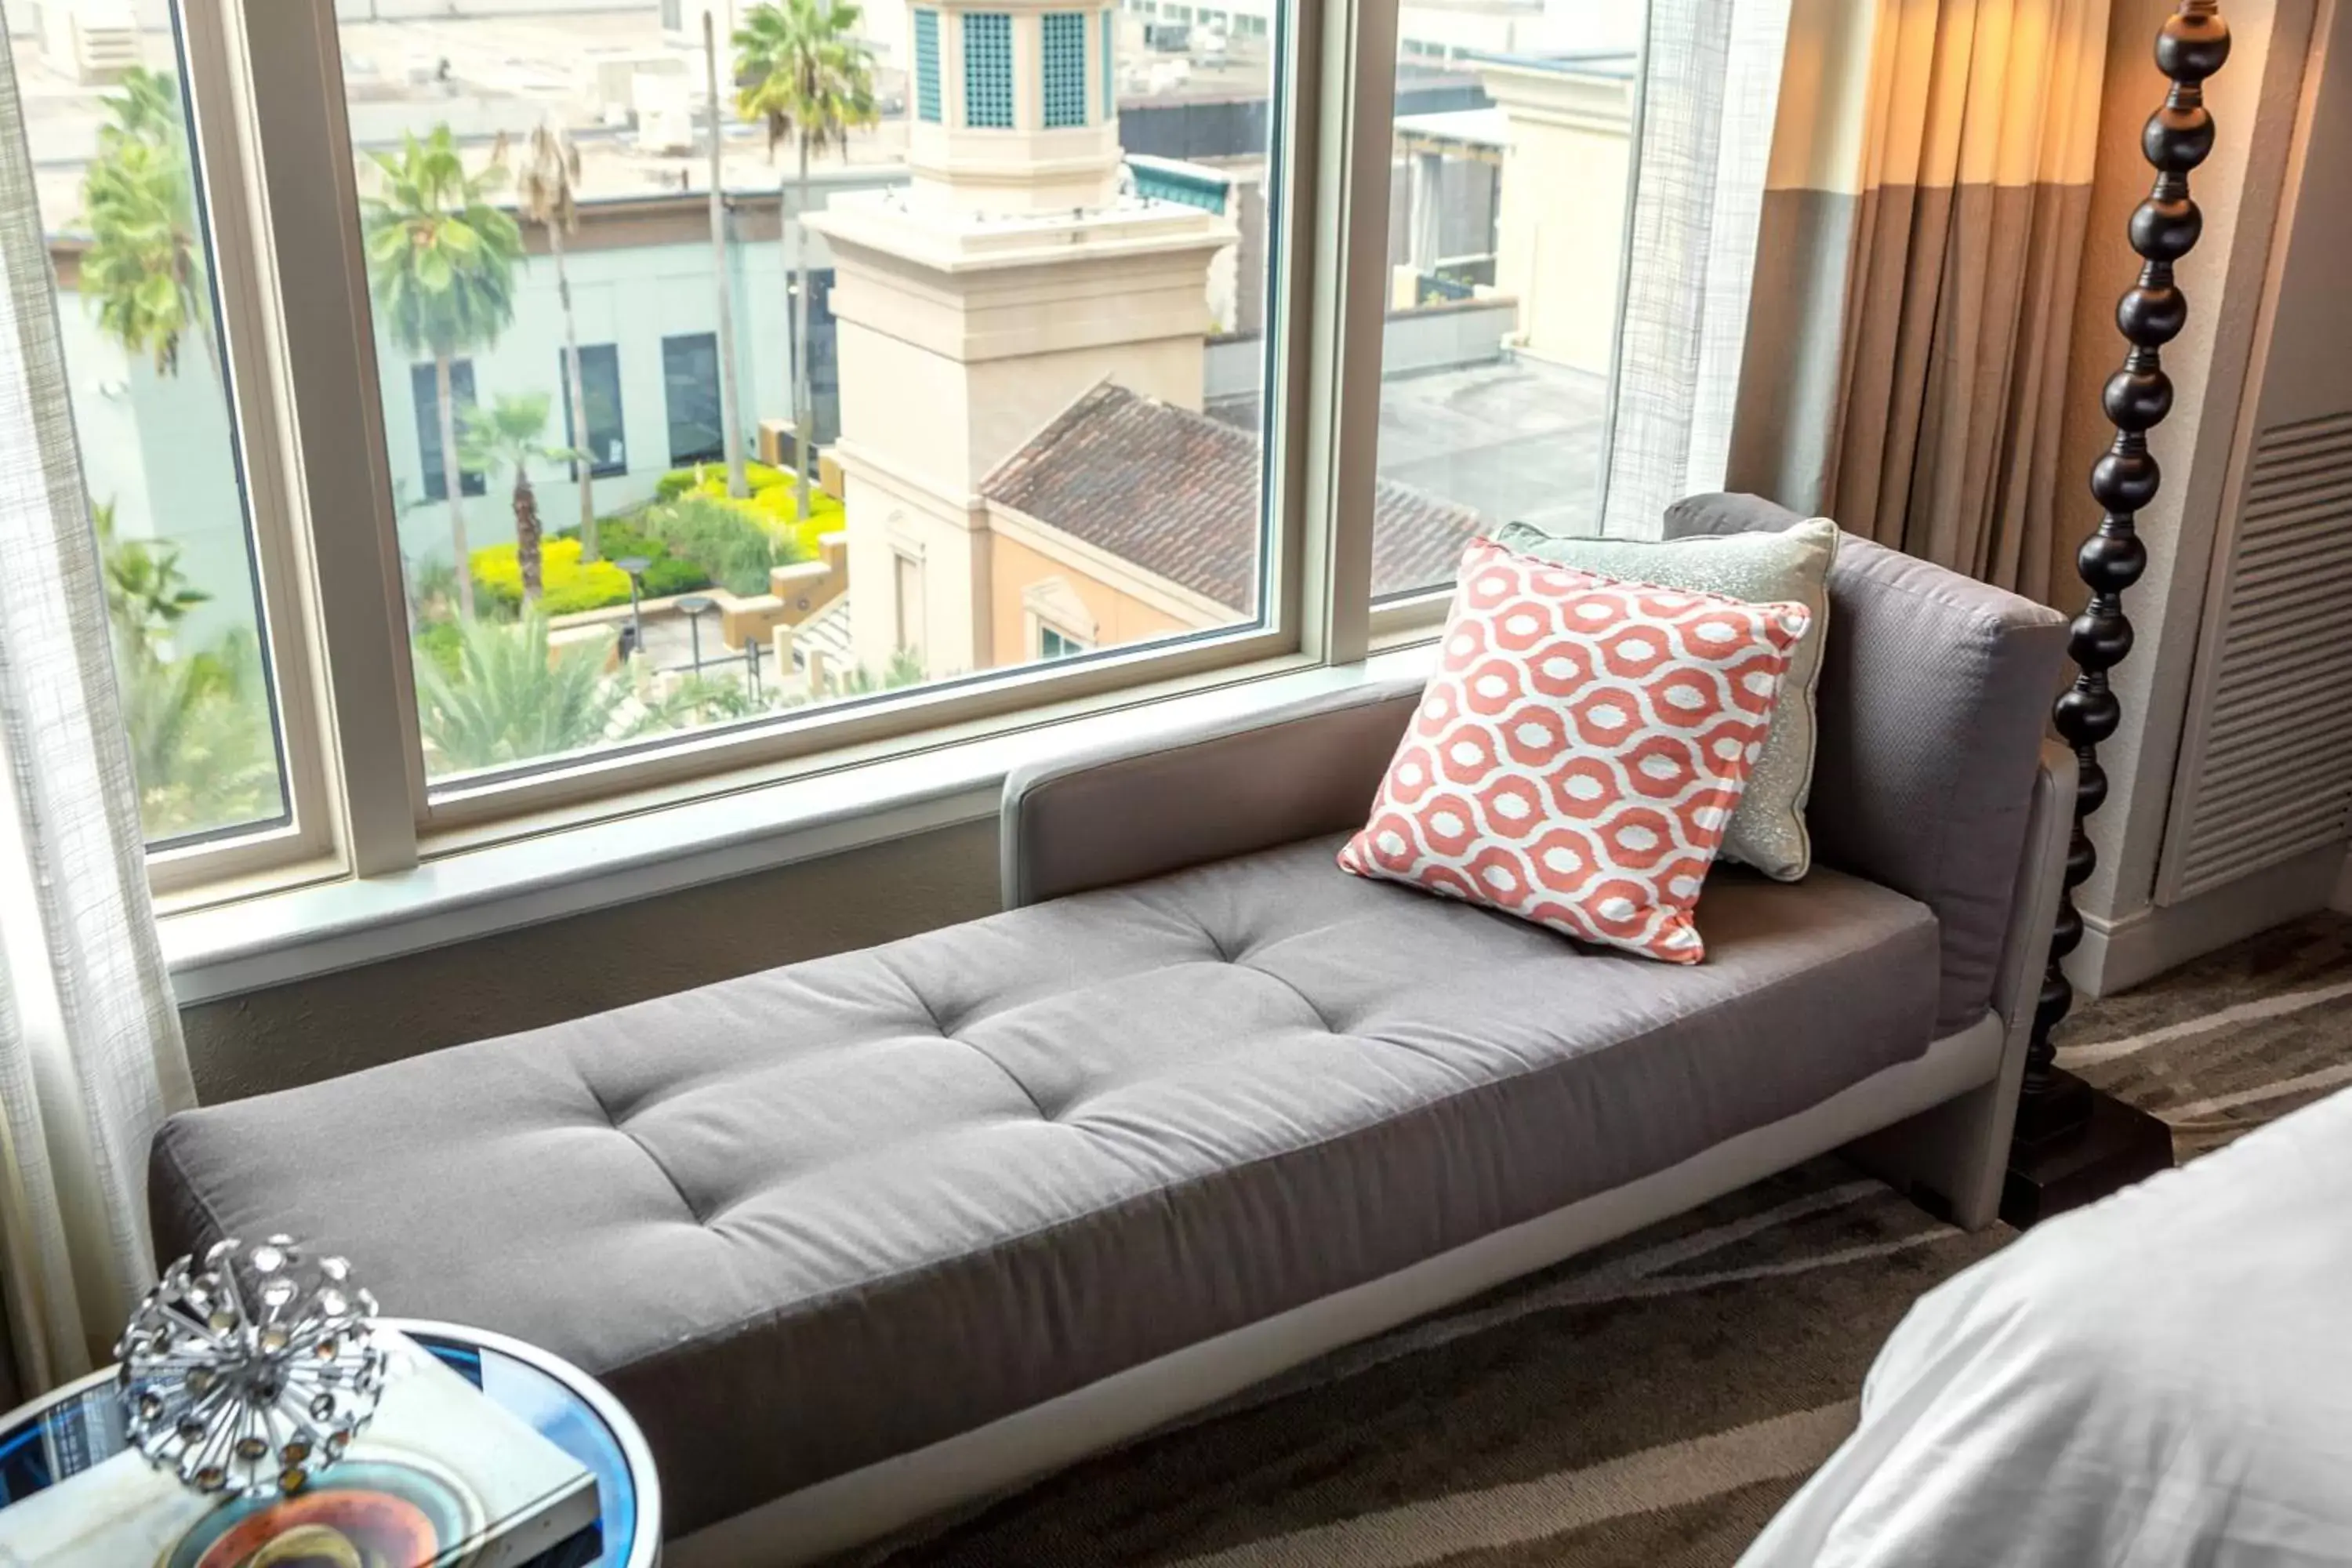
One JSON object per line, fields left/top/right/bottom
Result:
{"left": 849, "top": 912, "right": 2352, "bottom": 1568}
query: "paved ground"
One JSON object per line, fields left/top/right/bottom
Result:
{"left": 1212, "top": 351, "right": 1609, "bottom": 538}
{"left": 1375, "top": 355, "right": 1607, "bottom": 535}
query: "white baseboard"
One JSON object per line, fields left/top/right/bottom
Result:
{"left": 2070, "top": 843, "right": 2346, "bottom": 999}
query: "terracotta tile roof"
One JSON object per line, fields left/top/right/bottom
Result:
{"left": 981, "top": 382, "right": 1480, "bottom": 613}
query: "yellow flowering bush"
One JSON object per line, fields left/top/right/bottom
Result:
{"left": 470, "top": 537, "right": 634, "bottom": 615}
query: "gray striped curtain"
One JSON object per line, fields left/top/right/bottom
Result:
{"left": 1726, "top": 0, "right": 2111, "bottom": 603}
{"left": 0, "top": 27, "right": 197, "bottom": 1398}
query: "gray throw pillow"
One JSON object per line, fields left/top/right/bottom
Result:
{"left": 1490, "top": 518, "right": 1838, "bottom": 880}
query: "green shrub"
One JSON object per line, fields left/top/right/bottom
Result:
{"left": 641, "top": 495, "right": 781, "bottom": 597}
{"left": 641, "top": 555, "right": 711, "bottom": 597}
{"left": 554, "top": 518, "right": 715, "bottom": 600}
{"left": 412, "top": 610, "right": 638, "bottom": 773}
{"left": 742, "top": 481, "right": 841, "bottom": 557}
{"left": 650, "top": 463, "right": 837, "bottom": 559}
{"left": 471, "top": 537, "right": 634, "bottom": 615}
{"left": 413, "top": 619, "right": 465, "bottom": 681}
{"left": 653, "top": 458, "right": 789, "bottom": 503}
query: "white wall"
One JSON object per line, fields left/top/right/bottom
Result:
{"left": 57, "top": 214, "right": 819, "bottom": 641}
{"left": 52, "top": 300, "right": 256, "bottom": 652}
{"left": 373, "top": 227, "right": 797, "bottom": 570}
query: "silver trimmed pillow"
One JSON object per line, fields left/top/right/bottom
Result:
{"left": 1490, "top": 518, "right": 1837, "bottom": 880}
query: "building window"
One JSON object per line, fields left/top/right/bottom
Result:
{"left": 412, "top": 360, "right": 486, "bottom": 503}
{"left": 1043, "top": 13, "right": 1088, "bottom": 129}
{"left": 914, "top": 9, "right": 943, "bottom": 124}
{"left": 559, "top": 344, "right": 626, "bottom": 477}
{"left": 962, "top": 13, "right": 1014, "bottom": 129}
{"left": 1102, "top": 9, "right": 1116, "bottom": 118}
{"left": 1039, "top": 625, "right": 1091, "bottom": 660}
{"left": 661, "top": 332, "right": 727, "bottom": 466}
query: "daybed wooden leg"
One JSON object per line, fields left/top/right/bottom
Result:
{"left": 1846, "top": 1080, "right": 2009, "bottom": 1232}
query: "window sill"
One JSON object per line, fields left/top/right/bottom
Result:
{"left": 159, "top": 642, "right": 1440, "bottom": 1005}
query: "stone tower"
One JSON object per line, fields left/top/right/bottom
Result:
{"left": 806, "top": 0, "right": 1234, "bottom": 677}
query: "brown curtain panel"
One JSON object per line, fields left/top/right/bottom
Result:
{"left": 1730, "top": 0, "right": 2110, "bottom": 603}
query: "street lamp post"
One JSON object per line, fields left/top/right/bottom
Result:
{"left": 616, "top": 556, "right": 651, "bottom": 660}
{"left": 677, "top": 595, "right": 715, "bottom": 676}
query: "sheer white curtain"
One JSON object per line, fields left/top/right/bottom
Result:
{"left": 0, "top": 31, "right": 198, "bottom": 1399}
{"left": 1600, "top": 0, "right": 1795, "bottom": 537}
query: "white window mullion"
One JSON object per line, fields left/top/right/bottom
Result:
{"left": 1285, "top": 0, "right": 1395, "bottom": 666}
{"left": 216, "top": 0, "right": 423, "bottom": 878}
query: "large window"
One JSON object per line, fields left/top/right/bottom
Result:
{"left": 963, "top": 13, "right": 1015, "bottom": 129}
{"left": 1368, "top": 30, "right": 1642, "bottom": 604}
{"left": 314, "top": 0, "right": 1277, "bottom": 794}
{"left": 412, "top": 360, "right": 486, "bottom": 503}
{"left": 561, "top": 345, "right": 627, "bottom": 478}
{"left": 40, "top": 36, "right": 291, "bottom": 848}
{"left": 915, "top": 9, "right": 944, "bottom": 124}
{"left": 23, "top": 0, "right": 1761, "bottom": 902}
{"left": 661, "top": 333, "right": 726, "bottom": 468}
{"left": 1043, "top": 13, "right": 1090, "bottom": 129}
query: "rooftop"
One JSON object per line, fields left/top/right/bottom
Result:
{"left": 983, "top": 382, "right": 1482, "bottom": 612}
{"left": 22, "top": 9, "right": 1317, "bottom": 233}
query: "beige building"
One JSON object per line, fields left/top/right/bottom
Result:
{"left": 810, "top": 0, "right": 1483, "bottom": 678}
{"left": 1482, "top": 52, "right": 1636, "bottom": 374}
{"left": 808, "top": 0, "right": 1236, "bottom": 677}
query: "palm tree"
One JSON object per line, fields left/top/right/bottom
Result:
{"left": 458, "top": 394, "right": 575, "bottom": 605}
{"left": 412, "top": 610, "right": 635, "bottom": 772}
{"left": 80, "top": 66, "right": 215, "bottom": 381}
{"left": 93, "top": 498, "right": 210, "bottom": 661}
{"left": 703, "top": 8, "right": 751, "bottom": 499}
{"left": 360, "top": 126, "right": 525, "bottom": 621}
{"left": 503, "top": 120, "right": 604, "bottom": 560}
{"left": 117, "top": 630, "right": 280, "bottom": 840}
{"left": 735, "top": 0, "right": 877, "bottom": 524}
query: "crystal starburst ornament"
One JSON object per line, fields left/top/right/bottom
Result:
{"left": 115, "top": 1236, "right": 387, "bottom": 1498}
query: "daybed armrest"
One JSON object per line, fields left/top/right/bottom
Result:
{"left": 1001, "top": 676, "right": 1421, "bottom": 908}
{"left": 1668, "top": 495, "right": 2070, "bottom": 1033}
{"left": 1996, "top": 739, "right": 2079, "bottom": 1031}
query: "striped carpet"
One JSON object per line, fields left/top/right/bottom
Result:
{"left": 863, "top": 913, "right": 2352, "bottom": 1567}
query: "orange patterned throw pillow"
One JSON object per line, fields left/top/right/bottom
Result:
{"left": 1338, "top": 538, "right": 1812, "bottom": 964}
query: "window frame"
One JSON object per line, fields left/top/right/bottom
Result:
{"left": 410, "top": 359, "right": 488, "bottom": 503}
{"left": 914, "top": 8, "right": 945, "bottom": 124}
{"left": 1043, "top": 11, "right": 1090, "bottom": 129}
{"left": 961, "top": 12, "right": 1016, "bottom": 129}
{"left": 136, "top": 0, "right": 1454, "bottom": 901}
{"left": 659, "top": 331, "right": 728, "bottom": 468}
{"left": 559, "top": 343, "right": 628, "bottom": 480}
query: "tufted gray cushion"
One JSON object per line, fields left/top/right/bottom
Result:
{"left": 152, "top": 837, "right": 1936, "bottom": 1535}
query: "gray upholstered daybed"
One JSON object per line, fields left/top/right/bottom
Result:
{"left": 149, "top": 504, "right": 2071, "bottom": 1566}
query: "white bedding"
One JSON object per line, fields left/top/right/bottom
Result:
{"left": 1740, "top": 1084, "right": 2352, "bottom": 1567}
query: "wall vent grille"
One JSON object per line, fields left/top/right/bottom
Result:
{"left": 2165, "top": 409, "right": 2352, "bottom": 901}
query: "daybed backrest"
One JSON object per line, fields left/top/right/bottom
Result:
{"left": 1005, "top": 497, "right": 2067, "bottom": 1036}
{"left": 1664, "top": 494, "right": 2068, "bottom": 1033}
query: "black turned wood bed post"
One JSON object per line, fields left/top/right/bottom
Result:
{"left": 2002, "top": 0, "right": 2231, "bottom": 1229}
